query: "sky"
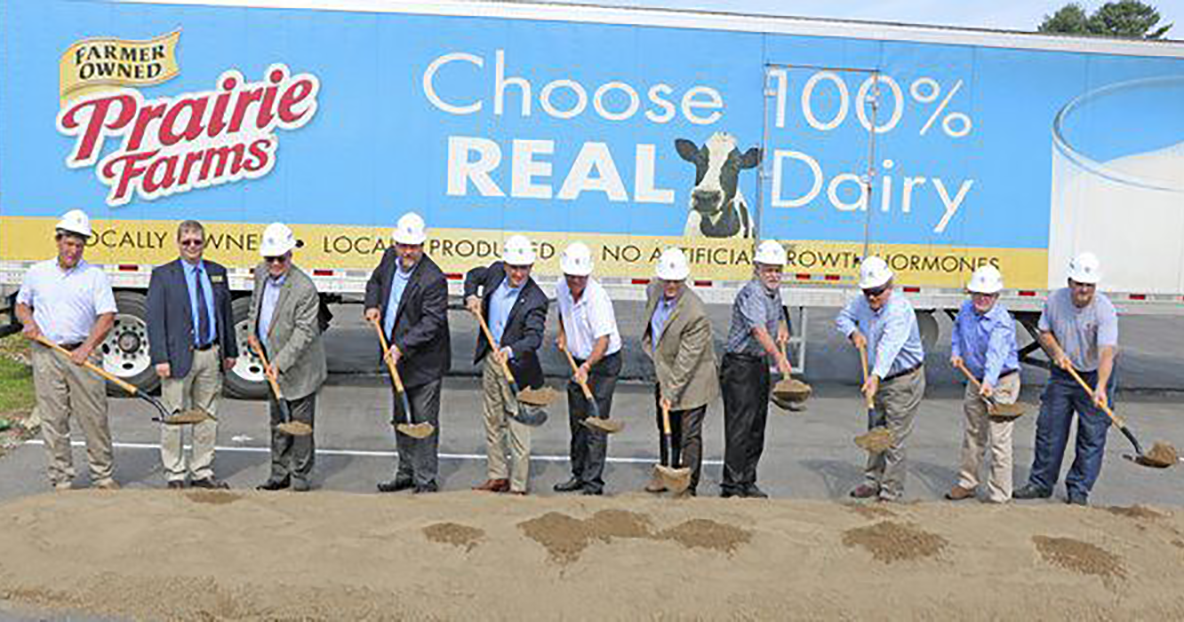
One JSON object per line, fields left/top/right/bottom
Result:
{"left": 546, "top": 0, "right": 1184, "bottom": 35}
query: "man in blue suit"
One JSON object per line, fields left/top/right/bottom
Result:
{"left": 147, "top": 220, "right": 238, "bottom": 489}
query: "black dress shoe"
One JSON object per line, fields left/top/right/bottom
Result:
{"left": 1013, "top": 484, "right": 1052, "bottom": 500}
{"left": 190, "top": 477, "right": 230, "bottom": 490}
{"left": 414, "top": 483, "right": 439, "bottom": 494}
{"left": 256, "top": 477, "right": 290, "bottom": 491}
{"left": 581, "top": 487, "right": 603, "bottom": 496}
{"left": 377, "top": 478, "right": 415, "bottom": 493}
{"left": 743, "top": 485, "right": 769, "bottom": 499}
{"left": 167, "top": 481, "right": 184, "bottom": 490}
{"left": 720, "top": 487, "right": 742, "bottom": 499}
{"left": 553, "top": 477, "right": 584, "bottom": 493}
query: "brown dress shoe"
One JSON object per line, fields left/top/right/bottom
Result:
{"left": 849, "top": 483, "right": 879, "bottom": 499}
{"left": 945, "top": 485, "right": 976, "bottom": 501}
{"left": 473, "top": 478, "right": 510, "bottom": 493}
{"left": 509, "top": 490, "right": 528, "bottom": 496}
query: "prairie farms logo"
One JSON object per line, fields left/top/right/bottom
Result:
{"left": 56, "top": 32, "right": 320, "bottom": 206}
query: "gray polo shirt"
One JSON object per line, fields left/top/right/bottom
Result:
{"left": 725, "top": 278, "right": 785, "bottom": 357}
{"left": 1037, "top": 287, "right": 1118, "bottom": 372}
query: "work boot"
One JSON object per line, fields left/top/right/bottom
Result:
{"left": 377, "top": 477, "right": 415, "bottom": 493}
{"left": 1013, "top": 484, "right": 1052, "bottom": 500}
{"left": 945, "top": 485, "right": 976, "bottom": 501}
{"left": 644, "top": 474, "right": 667, "bottom": 494}
{"left": 849, "top": 483, "right": 879, "bottom": 499}
{"left": 256, "top": 476, "right": 291, "bottom": 491}
{"left": 743, "top": 485, "right": 769, "bottom": 499}
{"left": 473, "top": 478, "right": 510, "bottom": 493}
{"left": 553, "top": 477, "right": 584, "bottom": 493}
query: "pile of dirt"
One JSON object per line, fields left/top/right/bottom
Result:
{"left": 854, "top": 426, "right": 894, "bottom": 453}
{"left": 841, "top": 521, "right": 947, "bottom": 563}
{"left": 1105, "top": 505, "right": 1166, "bottom": 521}
{"left": 185, "top": 490, "right": 241, "bottom": 506}
{"left": 519, "top": 512, "right": 593, "bottom": 564}
{"left": 587, "top": 509, "right": 653, "bottom": 540}
{"left": 1032, "top": 535, "right": 1126, "bottom": 583}
{"left": 657, "top": 518, "right": 752, "bottom": 554}
{"left": 423, "top": 522, "right": 484, "bottom": 552}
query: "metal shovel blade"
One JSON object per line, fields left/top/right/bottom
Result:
{"left": 1125, "top": 441, "right": 1179, "bottom": 469}
{"left": 162, "top": 409, "right": 215, "bottom": 425}
{"left": 655, "top": 464, "right": 691, "bottom": 494}
{"left": 582, "top": 417, "right": 625, "bottom": 434}
{"left": 277, "top": 421, "right": 314, "bottom": 436}
{"left": 396, "top": 422, "right": 436, "bottom": 439}
{"left": 509, "top": 403, "right": 548, "bottom": 427}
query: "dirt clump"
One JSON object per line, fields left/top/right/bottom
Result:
{"left": 519, "top": 512, "right": 591, "bottom": 564}
{"left": 1032, "top": 536, "right": 1125, "bottom": 583}
{"left": 423, "top": 522, "right": 484, "bottom": 552}
{"left": 1105, "top": 505, "right": 1166, "bottom": 521}
{"left": 847, "top": 504, "right": 896, "bottom": 520}
{"left": 586, "top": 509, "right": 653, "bottom": 540}
{"left": 854, "top": 427, "right": 894, "bottom": 453}
{"left": 657, "top": 519, "right": 752, "bottom": 554}
{"left": 1171, "top": 539, "right": 1184, "bottom": 549}
{"left": 185, "top": 490, "right": 242, "bottom": 505}
{"left": 842, "top": 521, "right": 947, "bottom": 563}
{"left": 1144, "top": 442, "right": 1179, "bottom": 467}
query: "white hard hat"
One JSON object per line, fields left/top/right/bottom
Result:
{"left": 560, "top": 242, "right": 594, "bottom": 276}
{"left": 259, "top": 222, "right": 297, "bottom": 257}
{"left": 55, "top": 209, "right": 92, "bottom": 238}
{"left": 1067, "top": 252, "right": 1102, "bottom": 284}
{"left": 655, "top": 247, "right": 690, "bottom": 281}
{"left": 858, "top": 256, "right": 893, "bottom": 290}
{"left": 392, "top": 212, "right": 427, "bottom": 245}
{"left": 502, "top": 234, "right": 536, "bottom": 266}
{"left": 753, "top": 240, "right": 787, "bottom": 267}
{"left": 967, "top": 265, "right": 1004, "bottom": 294}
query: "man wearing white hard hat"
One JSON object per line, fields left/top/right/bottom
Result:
{"left": 365, "top": 213, "right": 451, "bottom": 494}
{"left": 16, "top": 209, "right": 119, "bottom": 491}
{"left": 946, "top": 265, "right": 1021, "bottom": 504}
{"left": 835, "top": 256, "right": 925, "bottom": 502}
{"left": 554, "top": 242, "right": 622, "bottom": 496}
{"left": 1015, "top": 252, "right": 1117, "bottom": 506}
{"left": 464, "top": 235, "right": 549, "bottom": 495}
{"left": 642, "top": 247, "right": 719, "bottom": 496}
{"left": 248, "top": 222, "right": 327, "bottom": 492}
{"left": 719, "top": 240, "right": 792, "bottom": 499}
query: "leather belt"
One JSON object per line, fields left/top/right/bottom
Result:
{"left": 195, "top": 342, "right": 216, "bottom": 351}
{"left": 883, "top": 363, "right": 923, "bottom": 383}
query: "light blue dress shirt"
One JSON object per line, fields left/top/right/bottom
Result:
{"left": 383, "top": 263, "right": 415, "bottom": 338}
{"left": 257, "top": 273, "right": 287, "bottom": 343}
{"left": 835, "top": 291, "right": 925, "bottom": 379}
{"left": 951, "top": 299, "right": 1019, "bottom": 386}
{"left": 649, "top": 294, "right": 678, "bottom": 354}
{"left": 489, "top": 279, "right": 523, "bottom": 346}
{"left": 183, "top": 260, "right": 217, "bottom": 346}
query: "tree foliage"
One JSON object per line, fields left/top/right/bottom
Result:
{"left": 1038, "top": 1, "right": 1173, "bottom": 39}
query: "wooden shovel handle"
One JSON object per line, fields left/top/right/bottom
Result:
{"left": 660, "top": 400, "right": 673, "bottom": 436}
{"left": 35, "top": 335, "right": 138, "bottom": 395}
{"left": 560, "top": 345, "right": 594, "bottom": 399}
{"left": 856, "top": 342, "right": 874, "bottom": 409}
{"left": 371, "top": 319, "right": 406, "bottom": 393}
{"left": 473, "top": 308, "right": 517, "bottom": 384}
{"left": 1064, "top": 365, "right": 1123, "bottom": 428}
{"left": 249, "top": 339, "right": 285, "bottom": 400}
{"left": 954, "top": 360, "right": 982, "bottom": 390}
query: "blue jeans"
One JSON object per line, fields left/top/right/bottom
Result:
{"left": 1026, "top": 367, "right": 1116, "bottom": 497}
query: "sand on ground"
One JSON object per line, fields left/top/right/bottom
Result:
{"left": 1, "top": 490, "right": 1183, "bottom": 620}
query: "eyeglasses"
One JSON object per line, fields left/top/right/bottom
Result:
{"left": 265, "top": 255, "right": 288, "bottom": 264}
{"left": 180, "top": 239, "right": 204, "bottom": 247}
{"left": 862, "top": 285, "right": 889, "bottom": 298}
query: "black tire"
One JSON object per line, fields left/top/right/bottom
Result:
{"left": 223, "top": 296, "right": 269, "bottom": 399}
{"left": 916, "top": 310, "right": 939, "bottom": 352}
{"left": 100, "top": 290, "right": 160, "bottom": 395}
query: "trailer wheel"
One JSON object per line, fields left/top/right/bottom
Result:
{"left": 100, "top": 291, "right": 160, "bottom": 395}
{"left": 916, "top": 310, "right": 939, "bottom": 353}
{"left": 223, "top": 296, "right": 269, "bottom": 399}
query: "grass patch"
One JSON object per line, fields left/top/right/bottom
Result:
{"left": 0, "top": 336, "right": 34, "bottom": 416}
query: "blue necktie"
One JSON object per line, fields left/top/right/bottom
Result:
{"left": 195, "top": 266, "right": 212, "bottom": 347}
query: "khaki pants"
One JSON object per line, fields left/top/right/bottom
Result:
{"left": 481, "top": 356, "right": 531, "bottom": 493}
{"left": 956, "top": 372, "right": 1020, "bottom": 503}
{"left": 31, "top": 343, "right": 114, "bottom": 487}
{"left": 867, "top": 366, "right": 925, "bottom": 501}
{"left": 160, "top": 347, "right": 222, "bottom": 482}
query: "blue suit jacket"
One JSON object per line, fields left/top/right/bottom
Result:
{"left": 147, "top": 258, "right": 238, "bottom": 378}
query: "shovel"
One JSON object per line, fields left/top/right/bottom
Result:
{"left": 370, "top": 319, "right": 434, "bottom": 439}
{"left": 249, "top": 339, "right": 312, "bottom": 437}
{"left": 35, "top": 335, "right": 213, "bottom": 425}
{"left": 560, "top": 345, "right": 624, "bottom": 434}
{"left": 953, "top": 361, "right": 1026, "bottom": 420}
{"left": 854, "top": 342, "right": 894, "bottom": 454}
{"left": 471, "top": 309, "right": 549, "bottom": 427}
{"left": 1064, "top": 366, "right": 1176, "bottom": 469}
{"left": 771, "top": 341, "right": 812, "bottom": 405}
{"left": 654, "top": 400, "right": 691, "bottom": 494}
